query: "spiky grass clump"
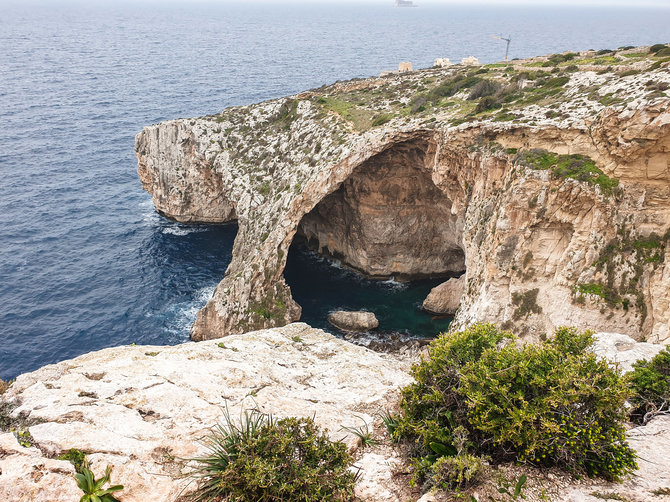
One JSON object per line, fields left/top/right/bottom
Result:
{"left": 189, "top": 409, "right": 357, "bottom": 502}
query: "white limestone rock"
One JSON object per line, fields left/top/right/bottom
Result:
{"left": 0, "top": 323, "right": 413, "bottom": 502}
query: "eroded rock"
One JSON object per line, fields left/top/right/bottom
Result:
{"left": 328, "top": 310, "right": 379, "bottom": 332}
{"left": 422, "top": 275, "right": 465, "bottom": 315}
{"left": 592, "top": 332, "right": 665, "bottom": 373}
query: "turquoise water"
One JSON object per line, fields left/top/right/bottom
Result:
{"left": 284, "top": 243, "right": 457, "bottom": 345}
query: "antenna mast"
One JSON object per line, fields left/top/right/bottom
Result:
{"left": 491, "top": 34, "right": 512, "bottom": 62}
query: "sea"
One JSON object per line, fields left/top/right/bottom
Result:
{"left": 1, "top": 0, "right": 668, "bottom": 380}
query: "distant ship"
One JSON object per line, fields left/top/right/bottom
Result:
{"left": 395, "top": 0, "right": 416, "bottom": 7}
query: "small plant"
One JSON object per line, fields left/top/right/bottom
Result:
{"left": 189, "top": 409, "right": 357, "bottom": 501}
{"left": 378, "top": 409, "right": 399, "bottom": 437}
{"left": 15, "top": 428, "right": 34, "bottom": 448}
{"left": 341, "top": 415, "right": 378, "bottom": 447}
{"left": 75, "top": 461, "right": 124, "bottom": 502}
{"left": 431, "top": 453, "right": 488, "bottom": 490}
{"left": 59, "top": 448, "right": 87, "bottom": 472}
{"left": 291, "top": 335, "right": 303, "bottom": 343}
{"left": 0, "top": 378, "right": 12, "bottom": 395}
{"left": 495, "top": 474, "right": 527, "bottom": 500}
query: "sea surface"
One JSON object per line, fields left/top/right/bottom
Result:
{"left": 1, "top": 0, "right": 668, "bottom": 380}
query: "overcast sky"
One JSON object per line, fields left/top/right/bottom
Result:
{"left": 4, "top": 0, "right": 670, "bottom": 5}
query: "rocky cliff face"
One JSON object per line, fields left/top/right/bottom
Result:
{"left": 135, "top": 46, "right": 670, "bottom": 342}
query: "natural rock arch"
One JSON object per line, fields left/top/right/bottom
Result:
{"left": 294, "top": 137, "right": 466, "bottom": 280}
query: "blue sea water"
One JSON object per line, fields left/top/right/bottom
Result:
{"left": 0, "top": 1, "right": 668, "bottom": 380}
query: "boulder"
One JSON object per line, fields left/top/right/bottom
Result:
{"left": 422, "top": 275, "right": 465, "bottom": 315}
{"left": 328, "top": 311, "right": 379, "bottom": 332}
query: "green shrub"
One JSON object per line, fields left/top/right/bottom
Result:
{"left": 468, "top": 80, "right": 503, "bottom": 100}
{"left": 59, "top": 448, "right": 87, "bottom": 472}
{"left": 396, "top": 324, "right": 637, "bottom": 485}
{"left": 189, "top": 410, "right": 357, "bottom": 502}
{"left": 431, "top": 453, "right": 488, "bottom": 490}
{"left": 650, "top": 43, "right": 668, "bottom": 53}
{"left": 515, "top": 149, "right": 619, "bottom": 195}
{"left": 628, "top": 346, "right": 670, "bottom": 424}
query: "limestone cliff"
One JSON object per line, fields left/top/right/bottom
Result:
{"left": 135, "top": 46, "right": 670, "bottom": 342}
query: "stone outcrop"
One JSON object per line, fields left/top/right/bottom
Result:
{"left": 422, "top": 275, "right": 465, "bottom": 314}
{"left": 592, "top": 332, "right": 665, "bottom": 373}
{"left": 135, "top": 47, "right": 670, "bottom": 343}
{"left": 328, "top": 310, "right": 380, "bottom": 332}
{"left": 0, "top": 323, "right": 413, "bottom": 502}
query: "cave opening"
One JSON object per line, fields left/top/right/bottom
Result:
{"left": 283, "top": 138, "right": 466, "bottom": 346}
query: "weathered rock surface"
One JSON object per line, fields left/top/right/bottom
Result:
{"left": 135, "top": 46, "right": 670, "bottom": 343}
{"left": 0, "top": 323, "right": 413, "bottom": 502}
{"left": 422, "top": 275, "right": 465, "bottom": 315}
{"left": 592, "top": 332, "right": 666, "bottom": 372}
{"left": 328, "top": 310, "right": 380, "bottom": 332}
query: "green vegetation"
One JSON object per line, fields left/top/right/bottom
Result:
{"left": 76, "top": 462, "right": 124, "bottom": 502}
{"left": 576, "top": 230, "right": 670, "bottom": 321}
{"left": 431, "top": 453, "right": 488, "bottom": 491}
{"left": 515, "top": 149, "right": 619, "bottom": 195}
{"left": 628, "top": 346, "right": 670, "bottom": 424}
{"left": 248, "top": 295, "right": 287, "bottom": 322}
{"left": 396, "top": 324, "right": 637, "bottom": 489}
{"left": 650, "top": 44, "right": 670, "bottom": 57}
{"left": 188, "top": 409, "right": 357, "bottom": 501}
{"left": 371, "top": 113, "right": 394, "bottom": 127}
{"left": 58, "top": 448, "right": 87, "bottom": 472}
{"left": 0, "top": 379, "right": 11, "bottom": 395}
{"left": 341, "top": 416, "right": 378, "bottom": 447}
{"left": 378, "top": 410, "right": 399, "bottom": 438}
{"left": 272, "top": 99, "right": 299, "bottom": 130}
{"left": 315, "top": 96, "right": 376, "bottom": 131}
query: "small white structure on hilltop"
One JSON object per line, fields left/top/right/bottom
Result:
{"left": 434, "top": 58, "right": 452, "bottom": 68}
{"left": 398, "top": 61, "right": 413, "bottom": 72}
{"left": 461, "top": 56, "right": 480, "bottom": 65}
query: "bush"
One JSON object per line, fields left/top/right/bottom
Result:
{"left": 431, "top": 453, "right": 488, "bottom": 490}
{"left": 515, "top": 149, "right": 619, "bottom": 196}
{"left": 189, "top": 410, "right": 357, "bottom": 501}
{"left": 468, "top": 80, "right": 503, "bottom": 100}
{"left": 629, "top": 346, "right": 670, "bottom": 424}
{"left": 396, "top": 324, "right": 637, "bottom": 485}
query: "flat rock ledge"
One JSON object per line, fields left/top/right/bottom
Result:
{"left": 0, "top": 323, "right": 412, "bottom": 502}
{"left": 328, "top": 310, "right": 380, "bottom": 332}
